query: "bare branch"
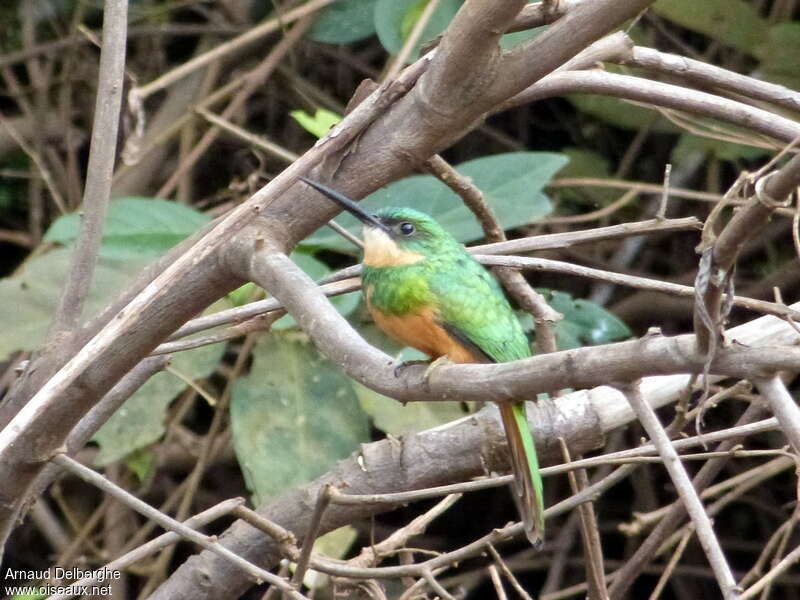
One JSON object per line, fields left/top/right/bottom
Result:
{"left": 49, "top": 0, "right": 128, "bottom": 334}
{"left": 50, "top": 454, "right": 308, "bottom": 599}
{"left": 620, "top": 384, "right": 739, "bottom": 599}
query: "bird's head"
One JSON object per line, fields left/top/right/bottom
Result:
{"left": 300, "top": 178, "right": 459, "bottom": 267}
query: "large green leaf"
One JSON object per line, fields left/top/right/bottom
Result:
{"left": 671, "top": 133, "right": 769, "bottom": 164}
{"left": 44, "top": 197, "right": 210, "bottom": 258}
{"left": 92, "top": 337, "right": 226, "bottom": 465}
{"left": 652, "top": 0, "right": 767, "bottom": 55}
{"left": 375, "top": 0, "right": 461, "bottom": 59}
{"left": 535, "top": 290, "right": 631, "bottom": 349}
{"left": 0, "top": 248, "right": 152, "bottom": 360}
{"left": 307, "top": 0, "right": 377, "bottom": 44}
{"left": 302, "top": 152, "right": 565, "bottom": 253}
{"left": 357, "top": 383, "right": 468, "bottom": 435}
{"left": 757, "top": 23, "right": 800, "bottom": 91}
{"left": 230, "top": 332, "right": 370, "bottom": 504}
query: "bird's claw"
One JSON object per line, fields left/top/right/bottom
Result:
{"left": 422, "top": 355, "right": 454, "bottom": 387}
{"left": 393, "top": 359, "right": 429, "bottom": 378}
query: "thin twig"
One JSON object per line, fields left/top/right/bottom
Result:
{"left": 49, "top": 0, "right": 128, "bottom": 333}
{"left": 620, "top": 384, "right": 740, "bottom": 600}
{"left": 753, "top": 375, "right": 800, "bottom": 454}
{"left": 50, "top": 454, "right": 308, "bottom": 599}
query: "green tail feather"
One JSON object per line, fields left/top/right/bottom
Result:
{"left": 500, "top": 401, "right": 545, "bottom": 548}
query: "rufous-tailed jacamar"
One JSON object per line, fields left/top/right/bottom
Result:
{"left": 300, "top": 177, "right": 545, "bottom": 547}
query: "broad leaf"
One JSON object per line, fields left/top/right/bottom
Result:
{"left": 672, "top": 133, "right": 768, "bottom": 164}
{"left": 307, "top": 0, "right": 377, "bottom": 44}
{"left": 92, "top": 333, "right": 226, "bottom": 465}
{"left": 290, "top": 109, "right": 342, "bottom": 138}
{"left": 536, "top": 290, "right": 631, "bottom": 349}
{"left": 375, "top": 0, "right": 461, "bottom": 59}
{"left": 757, "top": 23, "right": 800, "bottom": 91}
{"left": 652, "top": 0, "right": 767, "bottom": 55}
{"left": 44, "top": 197, "right": 210, "bottom": 259}
{"left": 302, "top": 152, "right": 565, "bottom": 253}
{"left": 231, "top": 332, "right": 370, "bottom": 504}
{"left": 0, "top": 248, "right": 152, "bottom": 360}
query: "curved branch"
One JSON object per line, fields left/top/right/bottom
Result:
{"left": 246, "top": 252, "right": 800, "bottom": 405}
{"left": 504, "top": 70, "right": 800, "bottom": 144}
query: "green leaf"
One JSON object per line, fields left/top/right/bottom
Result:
{"left": 375, "top": 0, "right": 461, "bottom": 59}
{"left": 307, "top": 0, "right": 377, "bottom": 44}
{"left": 0, "top": 248, "right": 152, "bottom": 360}
{"left": 44, "top": 197, "right": 210, "bottom": 259}
{"left": 302, "top": 152, "right": 566, "bottom": 253}
{"left": 652, "top": 0, "right": 767, "bottom": 54}
{"left": 230, "top": 332, "right": 370, "bottom": 504}
{"left": 125, "top": 447, "right": 158, "bottom": 484}
{"left": 672, "top": 133, "right": 769, "bottom": 164}
{"left": 357, "top": 383, "right": 468, "bottom": 435}
{"left": 290, "top": 109, "right": 342, "bottom": 138}
{"left": 306, "top": 0, "right": 375, "bottom": 44}
{"left": 0, "top": 196, "right": 211, "bottom": 360}
{"left": 537, "top": 290, "right": 631, "bottom": 349}
{"left": 92, "top": 333, "right": 226, "bottom": 465}
{"left": 757, "top": 23, "right": 800, "bottom": 90}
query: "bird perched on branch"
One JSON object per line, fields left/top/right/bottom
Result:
{"left": 300, "top": 177, "right": 545, "bottom": 547}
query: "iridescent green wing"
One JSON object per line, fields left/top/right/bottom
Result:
{"left": 429, "top": 254, "right": 530, "bottom": 363}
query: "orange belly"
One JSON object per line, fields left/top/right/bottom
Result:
{"left": 369, "top": 305, "right": 479, "bottom": 364}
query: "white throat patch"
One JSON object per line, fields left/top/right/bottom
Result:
{"left": 362, "top": 227, "right": 424, "bottom": 267}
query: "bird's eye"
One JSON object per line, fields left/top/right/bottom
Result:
{"left": 399, "top": 222, "right": 415, "bottom": 236}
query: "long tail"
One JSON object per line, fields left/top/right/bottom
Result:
{"left": 499, "top": 401, "right": 545, "bottom": 548}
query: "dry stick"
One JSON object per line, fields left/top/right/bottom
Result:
{"left": 752, "top": 376, "right": 800, "bottom": 454}
{"left": 474, "top": 255, "right": 800, "bottom": 322}
{"left": 649, "top": 528, "right": 694, "bottom": 600}
{"left": 739, "top": 517, "right": 797, "bottom": 589}
{"left": 307, "top": 464, "right": 638, "bottom": 581}
{"left": 608, "top": 401, "right": 768, "bottom": 599}
{"left": 549, "top": 178, "right": 796, "bottom": 217}
{"left": 347, "top": 494, "right": 461, "bottom": 569}
{"left": 130, "top": 0, "right": 334, "bottom": 101}
{"left": 47, "top": 498, "right": 245, "bottom": 600}
{"left": 695, "top": 152, "right": 800, "bottom": 356}
{"left": 328, "top": 417, "right": 780, "bottom": 506}
{"left": 290, "top": 484, "right": 334, "bottom": 594}
{"left": 558, "top": 439, "right": 609, "bottom": 600}
{"left": 49, "top": 454, "right": 308, "bottom": 600}
{"left": 489, "top": 564, "right": 509, "bottom": 600}
{"left": 742, "top": 542, "right": 800, "bottom": 600}
{"left": 233, "top": 505, "right": 299, "bottom": 560}
{"left": 504, "top": 71, "right": 800, "bottom": 144}
{"left": 620, "top": 384, "right": 740, "bottom": 600}
{"left": 0, "top": 110, "right": 67, "bottom": 215}
{"left": 158, "top": 15, "right": 312, "bottom": 197}
{"left": 621, "top": 46, "right": 800, "bottom": 115}
{"left": 49, "top": 0, "right": 128, "bottom": 333}
{"left": 486, "top": 543, "right": 534, "bottom": 600}
{"left": 423, "top": 154, "right": 562, "bottom": 357}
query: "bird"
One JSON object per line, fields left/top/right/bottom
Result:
{"left": 300, "top": 176, "right": 545, "bottom": 548}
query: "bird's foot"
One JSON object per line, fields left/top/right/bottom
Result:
{"left": 393, "top": 359, "right": 429, "bottom": 378}
{"left": 422, "top": 355, "right": 454, "bottom": 388}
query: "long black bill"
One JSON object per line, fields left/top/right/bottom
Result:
{"left": 299, "top": 177, "right": 390, "bottom": 233}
